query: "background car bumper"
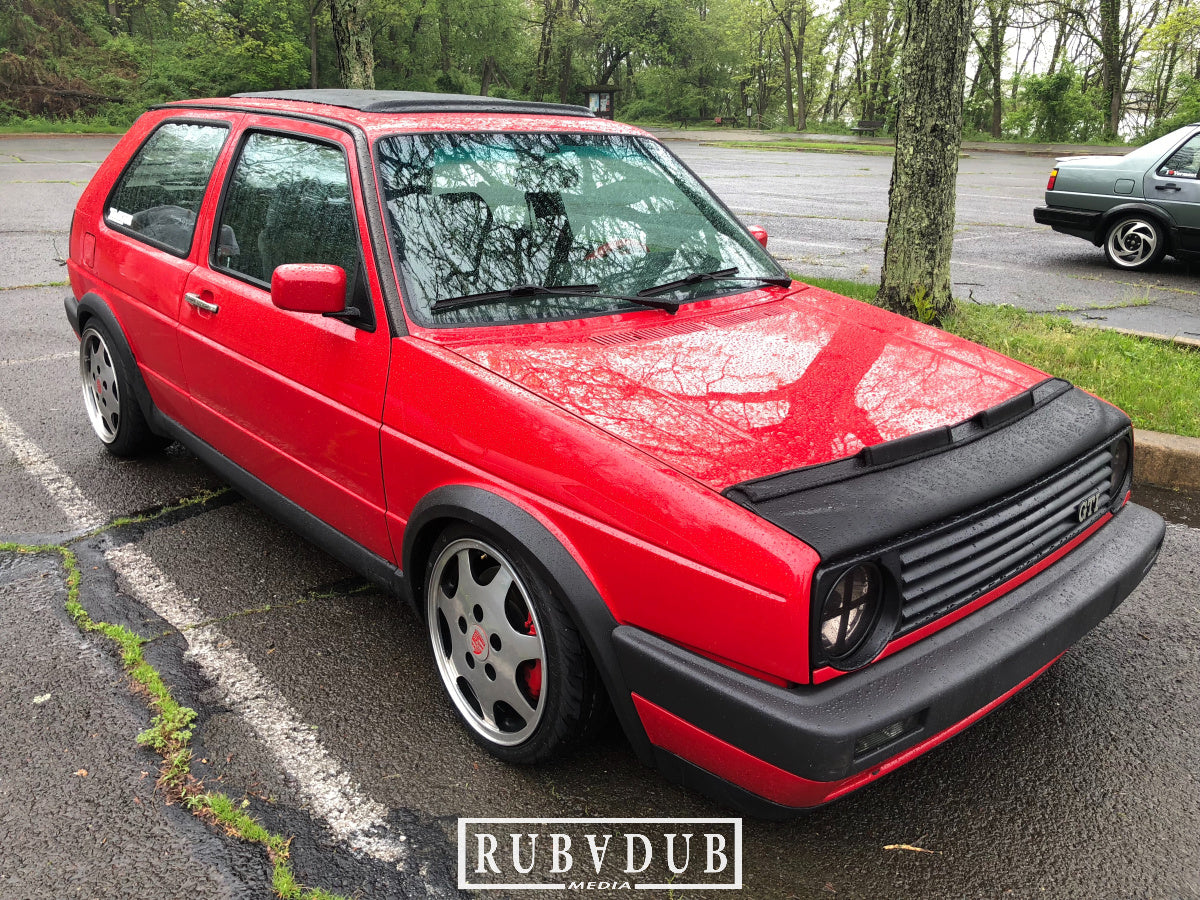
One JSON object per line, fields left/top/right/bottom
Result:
{"left": 1034, "top": 205, "right": 1103, "bottom": 242}
{"left": 615, "top": 502, "right": 1165, "bottom": 814}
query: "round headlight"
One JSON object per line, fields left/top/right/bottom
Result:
{"left": 820, "top": 563, "right": 883, "bottom": 662}
{"left": 1109, "top": 437, "right": 1131, "bottom": 503}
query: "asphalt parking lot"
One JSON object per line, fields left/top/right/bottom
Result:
{"left": 664, "top": 137, "right": 1200, "bottom": 340}
{"left": 1, "top": 135, "right": 1198, "bottom": 900}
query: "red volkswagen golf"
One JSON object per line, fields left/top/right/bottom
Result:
{"left": 66, "top": 90, "right": 1164, "bottom": 816}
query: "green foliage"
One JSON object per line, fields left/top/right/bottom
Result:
{"left": 1004, "top": 67, "right": 1107, "bottom": 142}
{"left": 0, "top": 0, "right": 1192, "bottom": 137}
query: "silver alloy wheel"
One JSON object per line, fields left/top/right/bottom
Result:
{"left": 80, "top": 326, "right": 121, "bottom": 444}
{"left": 1106, "top": 218, "right": 1159, "bottom": 268}
{"left": 426, "top": 537, "right": 547, "bottom": 746}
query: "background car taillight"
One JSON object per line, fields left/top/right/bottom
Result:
{"left": 1047, "top": 168, "right": 1058, "bottom": 190}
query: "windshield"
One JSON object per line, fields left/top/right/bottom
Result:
{"left": 375, "top": 132, "right": 785, "bottom": 326}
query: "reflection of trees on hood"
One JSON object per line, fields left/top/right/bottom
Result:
{"left": 460, "top": 306, "right": 1017, "bottom": 486}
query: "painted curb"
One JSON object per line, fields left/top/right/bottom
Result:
{"left": 1135, "top": 429, "right": 1200, "bottom": 492}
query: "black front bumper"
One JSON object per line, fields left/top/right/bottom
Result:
{"left": 616, "top": 502, "right": 1164, "bottom": 788}
{"left": 1034, "top": 206, "right": 1103, "bottom": 243}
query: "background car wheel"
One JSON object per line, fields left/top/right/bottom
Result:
{"left": 79, "top": 321, "right": 165, "bottom": 457}
{"left": 423, "top": 523, "right": 606, "bottom": 764}
{"left": 1103, "top": 215, "right": 1166, "bottom": 270}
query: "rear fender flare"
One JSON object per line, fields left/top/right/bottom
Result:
{"left": 73, "top": 292, "right": 163, "bottom": 435}
{"left": 1097, "top": 203, "right": 1177, "bottom": 248}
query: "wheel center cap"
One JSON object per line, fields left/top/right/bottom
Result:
{"left": 470, "top": 627, "right": 489, "bottom": 659}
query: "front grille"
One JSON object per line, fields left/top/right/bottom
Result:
{"left": 895, "top": 443, "right": 1114, "bottom": 634}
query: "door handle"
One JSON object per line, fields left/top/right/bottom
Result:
{"left": 184, "top": 291, "right": 219, "bottom": 314}
{"left": 1154, "top": 183, "right": 1182, "bottom": 192}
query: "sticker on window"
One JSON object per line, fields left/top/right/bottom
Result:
{"left": 108, "top": 208, "right": 134, "bottom": 227}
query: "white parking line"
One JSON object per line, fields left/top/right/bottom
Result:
{"left": 0, "top": 404, "right": 104, "bottom": 530}
{"left": 0, "top": 350, "right": 76, "bottom": 368}
{"left": 0, "top": 400, "right": 410, "bottom": 868}
{"left": 105, "top": 543, "right": 409, "bottom": 865}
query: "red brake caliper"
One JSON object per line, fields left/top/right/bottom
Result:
{"left": 521, "top": 612, "right": 542, "bottom": 701}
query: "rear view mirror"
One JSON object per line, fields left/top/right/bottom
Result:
{"left": 271, "top": 263, "right": 346, "bottom": 315}
{"left": 748, "top": 226, "right": 768, "bottom": 248}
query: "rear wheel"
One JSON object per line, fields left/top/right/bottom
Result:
{"left": 1103, "top": 215, "right": 1166, "bottom": 270}
{"left": 423, "top": 524, "right": 605, "bottom": 763}
{"left": 79, "top": 321, "right": 164, "bottom": 456}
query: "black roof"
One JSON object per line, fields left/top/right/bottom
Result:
{"left": 231, "top": 89, "right": 595, "bottom": 118}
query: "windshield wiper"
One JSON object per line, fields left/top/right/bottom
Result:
{"left": 430, "top": 282, "right": 685, "bottom": 314}
{"left": 637, "top": 267, "right": 792, "bottom": 298}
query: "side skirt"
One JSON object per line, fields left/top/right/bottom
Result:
{"left": 152, "top": 409, "right": 406, "bottom": 597}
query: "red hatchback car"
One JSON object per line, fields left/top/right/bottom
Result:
{"left": 66, "top": 90, "right": 1165, "bottom": 816}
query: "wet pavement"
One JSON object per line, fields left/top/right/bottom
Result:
{"left": 663, "top": 140, "right": 1200, "bottom": 341}
{"left": 0, "top": 136, "right": 1198, "bottom": 899}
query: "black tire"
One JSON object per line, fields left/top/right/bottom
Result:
{"left": 423, "top": 522, "right": 606, "bottom": 764}
{"left": 1103, "top": 215, "right": 1167, "bottom": 271}
{"left": 78, "top": 320, "right": 166, "bottom": 457}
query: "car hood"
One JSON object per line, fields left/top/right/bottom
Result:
{"left": 444, "top": 289, "right": 1048, "bottom": 489}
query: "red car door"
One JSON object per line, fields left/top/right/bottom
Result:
{"left": 177, "top": 117, "right": 393, "bottom": 561}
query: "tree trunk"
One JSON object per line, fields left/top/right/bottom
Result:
{"left": 876, "top": 0, "right": 971, "bottom": 324}
{"left": 988, "top": 0, "right": 1008, "bottom": 137}
{"left": 781, "top": 33, "right": 795, "bottom": 127}
{"left": 480, "top": 57, "right": 494, "bottom": 96}
{"left": 309, "top": 3, "right": 320, "bottom": 88}
{"left": 1099, "top": 0, "right": 1121, "bottom": 138}
{"left": 438, "top": 1, "right": 452, "bottom": 77}
{"left": 533, "top": 0, "right": 562, "bottom": 101}
{"left": 329, "top": 0, "right": 375, "bottom": 90}
{"left": 795, "top": 30, "right": 807, "bottom": 130}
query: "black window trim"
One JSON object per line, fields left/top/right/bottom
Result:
{"left": 102, "top": 116, "right": 234, "bottom": 260}
{"left": 208, "top": 123, "right": 376, "bottom": 332}
{"left": 156, "top": 102, "right": 406, "bottom": 337}
{"left": 1154, "top": 127, "right": 1200, "bottom": 178}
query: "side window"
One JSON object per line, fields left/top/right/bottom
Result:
{"left": 105, "top": 122, "right": 228, "bottom": 255}
{"left": 214, "top": 132, "right": 360, "bottom": 299}
{"left": 1159, "top": 133, "right": 1200, "bottom": 178}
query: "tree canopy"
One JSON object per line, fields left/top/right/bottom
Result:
{"left": 1, "top": 0, "right": 1195, "bottom": 140}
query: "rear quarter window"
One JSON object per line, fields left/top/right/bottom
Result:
{"left": 105, "top": 121, "right": 229, "bottom": 256}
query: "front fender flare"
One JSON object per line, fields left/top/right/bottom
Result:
{"left": 401, "top": 484, "right": 653, "bottom": 763}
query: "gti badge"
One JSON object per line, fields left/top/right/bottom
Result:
{"left": 1077, "top": 492, "right": 1101, "bottom": 522}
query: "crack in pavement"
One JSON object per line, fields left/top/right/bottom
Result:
{"left": 0, "top": 401, "right": 416, "bottom": 877}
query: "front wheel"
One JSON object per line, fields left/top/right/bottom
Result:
{"left": 1103, "top": 215, "right": 1166, "bottom": 271}
{"left": 423, "top": 524, "right": 605, "bottom": 764}
{"left": 79, "top": 321, "right": 164, "bottom": 456}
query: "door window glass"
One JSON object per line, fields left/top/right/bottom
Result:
{"left": 105, "top": 122, "right": 229, "bottom": 255}
{"left": 1159, "top": 134, "right": 1200, "bottom": 178}
{"left": 214, "top": 132, "right": 359, "bottom": 297}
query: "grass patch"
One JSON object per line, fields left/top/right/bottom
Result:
{"left": 0, "top": 118, "right": 128, "bottom": 135}
{"left": 796, "top": 274, "right": 1200, "bottom": 438}
{"left": 709, "top": 139, "right": 896, "bottom": 156}
{"left": 0, "top": 499, "right": 348, "bottom": 900}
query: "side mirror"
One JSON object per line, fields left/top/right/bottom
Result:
{"left": 748, "top": 226, "right": 768, "bottom": 249}
{"left": 271, "top": 263, "right": 346, "bottom": 315}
